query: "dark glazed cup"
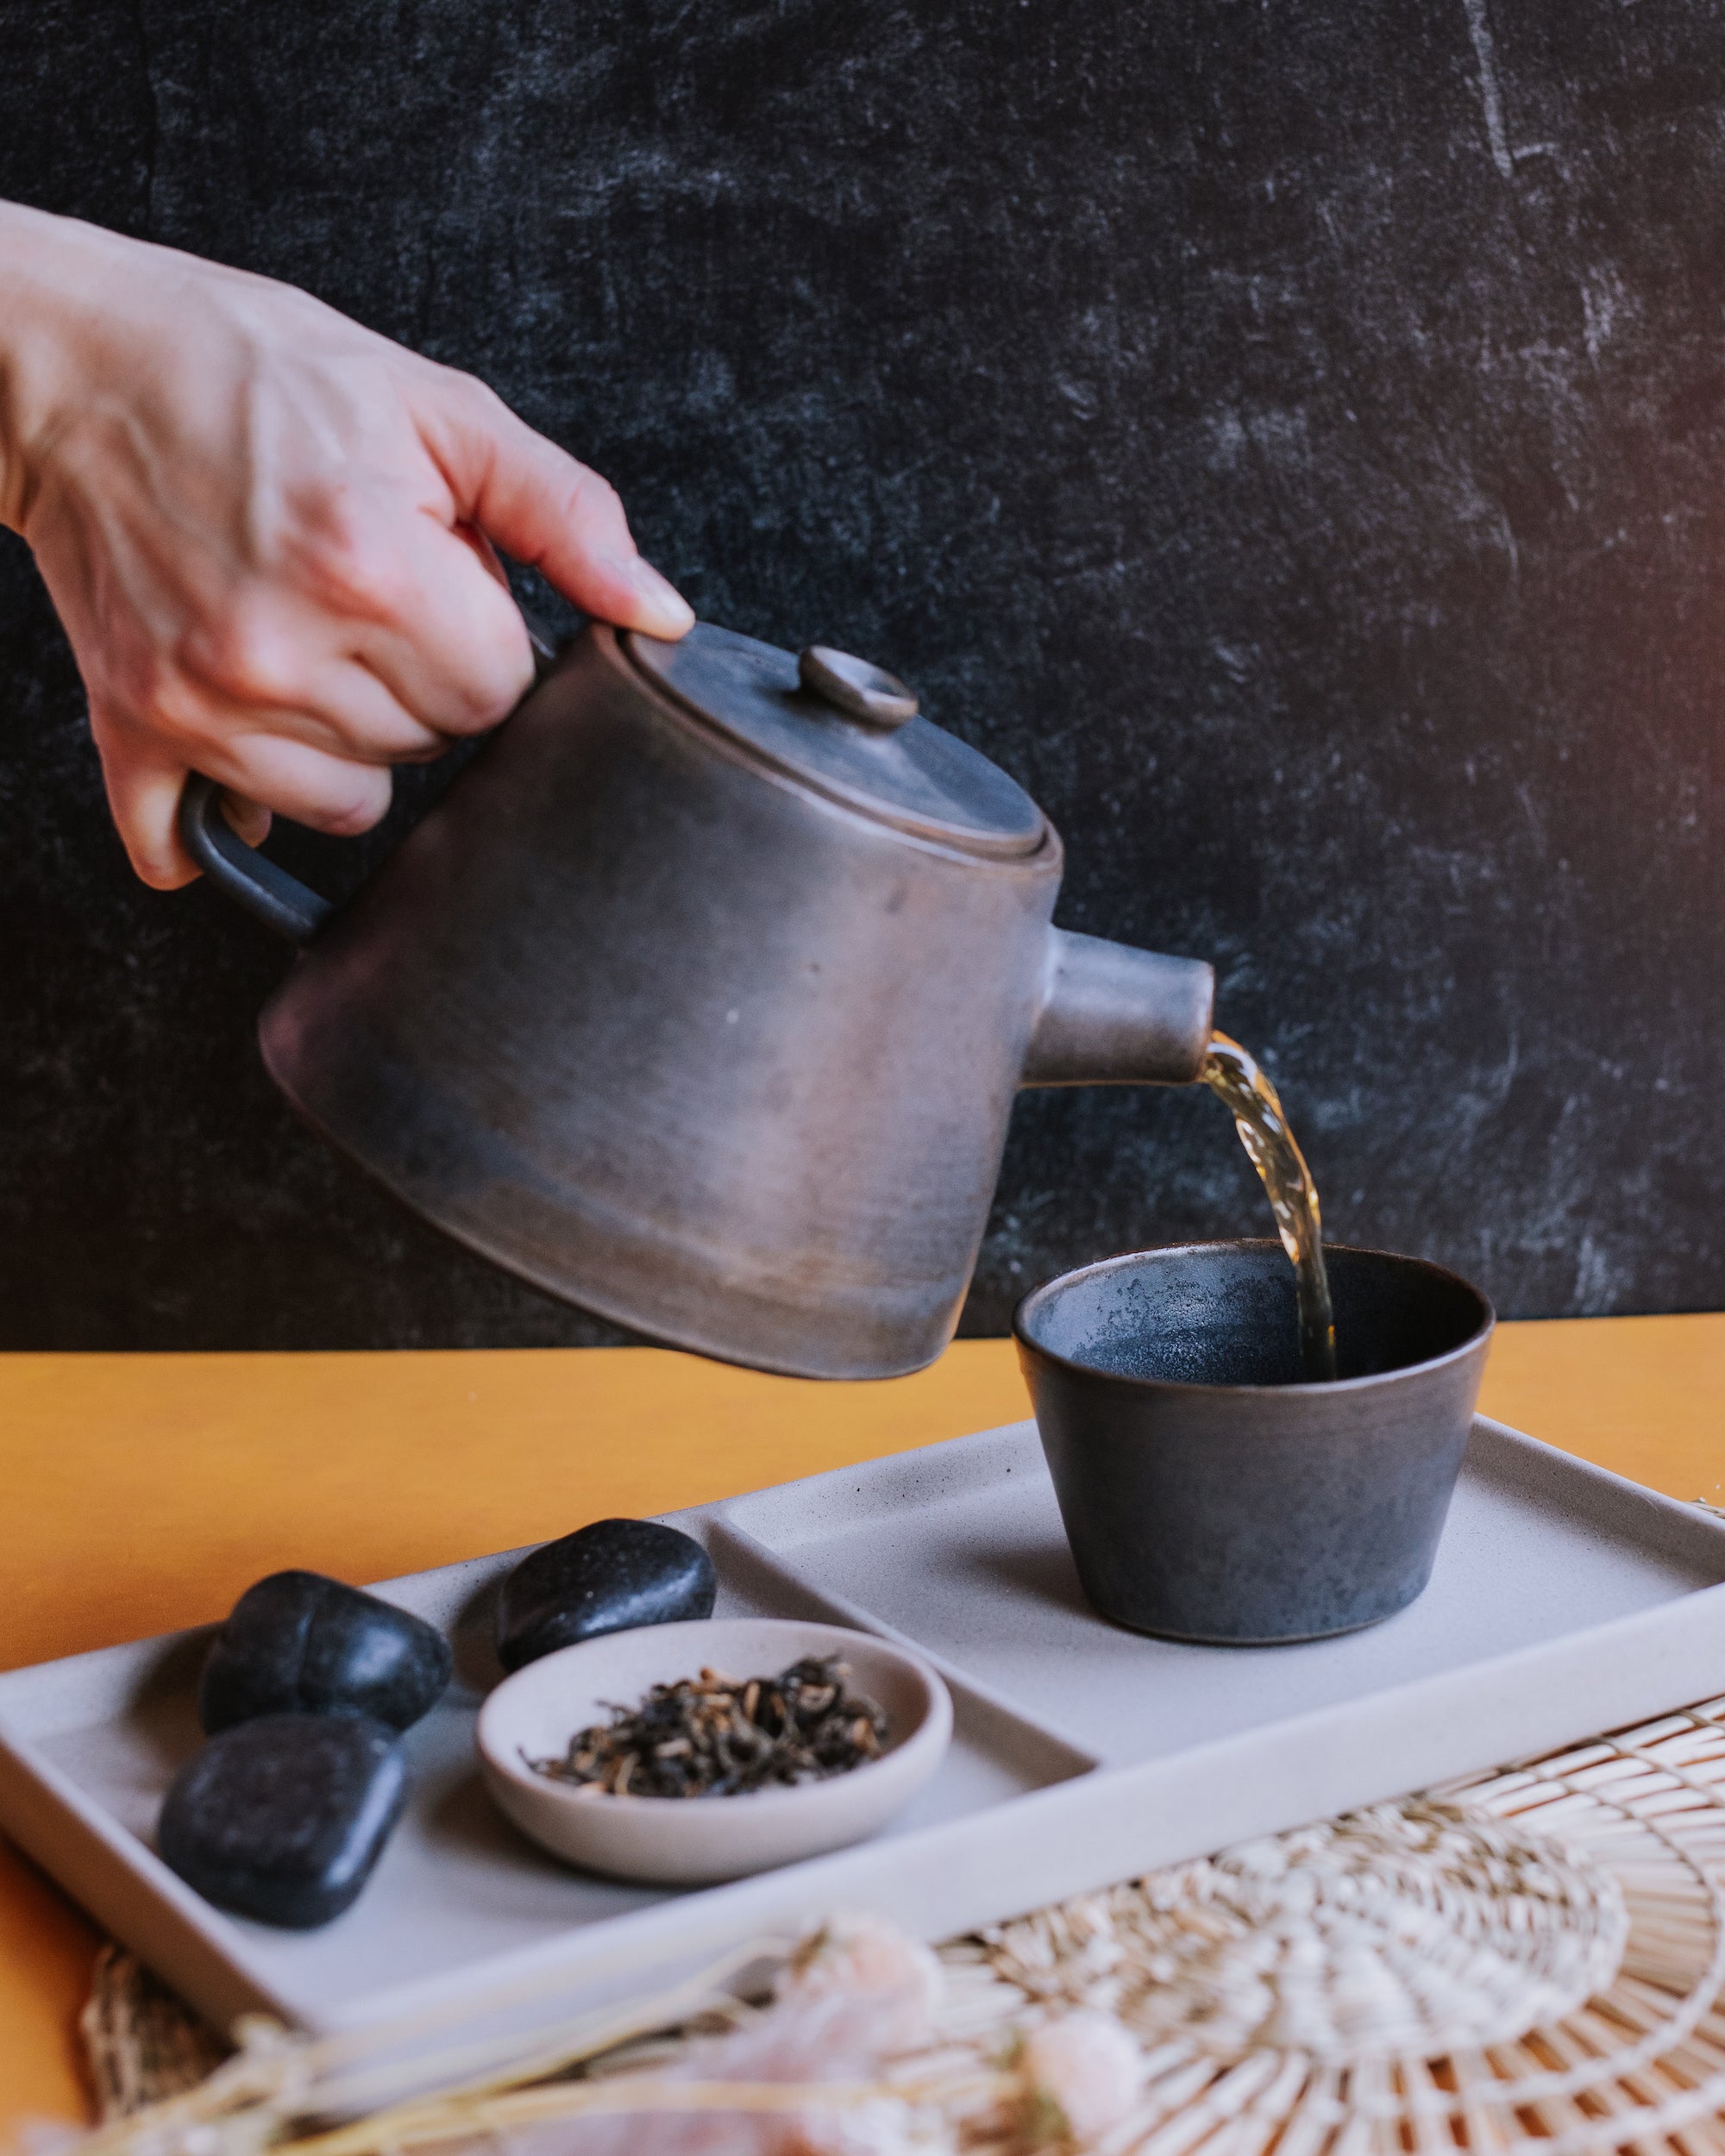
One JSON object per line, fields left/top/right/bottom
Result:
{"left": 1013, "top": 1242, "right": 1495, "bottom": 1645}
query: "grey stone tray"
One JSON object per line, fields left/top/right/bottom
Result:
{"left": 3, "top": 1415, "right": 1725, "bottom": 2053}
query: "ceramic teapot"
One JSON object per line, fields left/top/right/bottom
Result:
{"left": 182, "top": 620, "right": 1214, "bottom": 1379}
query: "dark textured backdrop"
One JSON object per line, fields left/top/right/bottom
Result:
{"left": 3, "top": 0, "right": 1722, "bottom": 1349}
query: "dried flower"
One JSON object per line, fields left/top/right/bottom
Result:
{"left": 781, "top": 1916, "right": 945, "bottom": 2055}
{"left": 1019, "top": 2014, "right": 1144, "bottom": 2143}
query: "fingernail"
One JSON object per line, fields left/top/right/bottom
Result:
{"left": 625, "top": 555, "right": 696, "bottom": 630}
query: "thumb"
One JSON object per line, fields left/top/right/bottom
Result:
{"left": 413, "top": 373, "right": 695, "bottom": 639}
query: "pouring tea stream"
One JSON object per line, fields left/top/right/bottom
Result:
{"left": 1202, "top": 1035, "right": 1337, "bottom": 1381}
{"left": 179, "top": 619, "right": 1323, "bottom": 1381}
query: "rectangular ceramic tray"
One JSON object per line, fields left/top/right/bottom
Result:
{"left": 5, "top": 1414, "right": 1725, "bottom": 2054}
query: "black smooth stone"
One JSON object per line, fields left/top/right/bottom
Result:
{"left": 158, "top": 1713, "right": 408, "bottom": 1929}
{"left": 198, "top": 1570, "right": 453, "bottom": 1735}
{"left": 496, "top": 1519, "right": 717, "bottom": 1671}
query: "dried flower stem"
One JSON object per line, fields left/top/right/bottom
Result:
{"left": 286, "top": 2071, "right": 1007, "bottom": 2156}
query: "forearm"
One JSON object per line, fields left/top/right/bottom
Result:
{"left": 0, "top": 202, "right": 112, "bottom": 533}
{"left": 0, "top": 204, "right": 238, "bottom": 537}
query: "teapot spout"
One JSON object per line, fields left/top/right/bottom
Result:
{"left": 1021, "top": 929, "right": 1215, "bottom": 1088}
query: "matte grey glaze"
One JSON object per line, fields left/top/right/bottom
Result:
{"left": 191, "top": 621, "right": 1214, "bottom": 1380}
{"left": 1021, "top": 932, "right": 1220, "bottom": 1087}
{"left": 1015, "top": 1243, "right": 1495, "bottom": 1644}
{"left": 797, "top": 646, "right": 919, "bottom": 730}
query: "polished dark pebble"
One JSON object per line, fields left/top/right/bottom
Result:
{"left": 497, "top": 1519, "right": 717, "bottom": 1671}
{"left": 157, "top": 1714, "right": 408, "bottom": 1929}
{"left": 198, "top": 1570, "right": 453, "bottom": 1735}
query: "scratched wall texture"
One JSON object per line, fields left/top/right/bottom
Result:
{"left": 2, "top": 0, "right": 1722, "bottom": 1348}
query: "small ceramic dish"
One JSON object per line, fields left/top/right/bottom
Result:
{"left": 475, "top": 1617, "right": 953, "bottom": 1885}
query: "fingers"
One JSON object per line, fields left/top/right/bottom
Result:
{"left": 411, "top": 373, "right": 695, "bottom": 640}
{"left": 266, "top": 479, "right": 531, "bottom": 736}
{"left": 177, "top": 614, "right": 455, "bottom": 762}
{"left": 339, "top": 508, "right": 535, "bottom": 735}
{"left": 260, "top": 478, "right": 533, "bottom": 739}
{"left": 453, "top": 519, "right": 513, "bottom": 589}
{"left": 94, "top": 711, "right": 393, "bottom": 888}
{"left": 83, "top": 502, "right": 518, "bottom": 893}
{"left": 220, "top": 792, "right": 274, "bottom": 849}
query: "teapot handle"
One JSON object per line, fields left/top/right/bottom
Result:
{"left": 178, "top": 778, "right": 334, "bottom": 943}
{"left": 176, "top": 605, "right": 566, "bottom": 945}
{"left": 1021, "top": 929, "right": 1216, "bottom": 1087}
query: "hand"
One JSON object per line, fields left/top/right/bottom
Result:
{"left": 0, "top": 204, "right": 694, "bottom": 886}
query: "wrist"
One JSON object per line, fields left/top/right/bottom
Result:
{"left": 0, "top": 203, "right": 171, "bottom": 536}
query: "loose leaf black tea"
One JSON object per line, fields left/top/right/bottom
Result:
{"left": 527, "top": 1656, "right": 889, "bottom": 1799}
{"left": 1202, "top": 1031, "right": 1338, "bottom": 1381}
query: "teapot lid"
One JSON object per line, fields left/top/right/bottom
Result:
{"left": 624, "top": 623, "right": 1045, "bottom": 858}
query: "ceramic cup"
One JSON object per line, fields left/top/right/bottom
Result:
{"left": 1013, "top": 1240, "right": 1495, "bottom": 1645}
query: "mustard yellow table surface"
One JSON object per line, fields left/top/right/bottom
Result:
{"left": 3, "top": 1317, "right": 1722, "bottom": 2129}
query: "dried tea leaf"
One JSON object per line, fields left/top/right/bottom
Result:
{"left": 527, "top": 1657, "right": 890, "bottom": 1798}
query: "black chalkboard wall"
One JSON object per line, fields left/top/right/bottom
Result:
{"left": 3, "top": 1, "right": 1722, "bottom": 1351}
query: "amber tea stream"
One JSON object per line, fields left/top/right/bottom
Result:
{"left": 1201, "top": 1031, "right": 1337, "bottom": 1380}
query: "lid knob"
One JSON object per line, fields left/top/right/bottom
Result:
{"left": 798, "top": 645, "right": 919, "bottom": 730}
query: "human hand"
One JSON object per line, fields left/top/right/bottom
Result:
{"left": 0, "top": 203, "right": 693, "bottom": 886}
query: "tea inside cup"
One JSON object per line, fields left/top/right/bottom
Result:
{"left": 1013, "top": 1241, "right": 1494, "bottom": 1645}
